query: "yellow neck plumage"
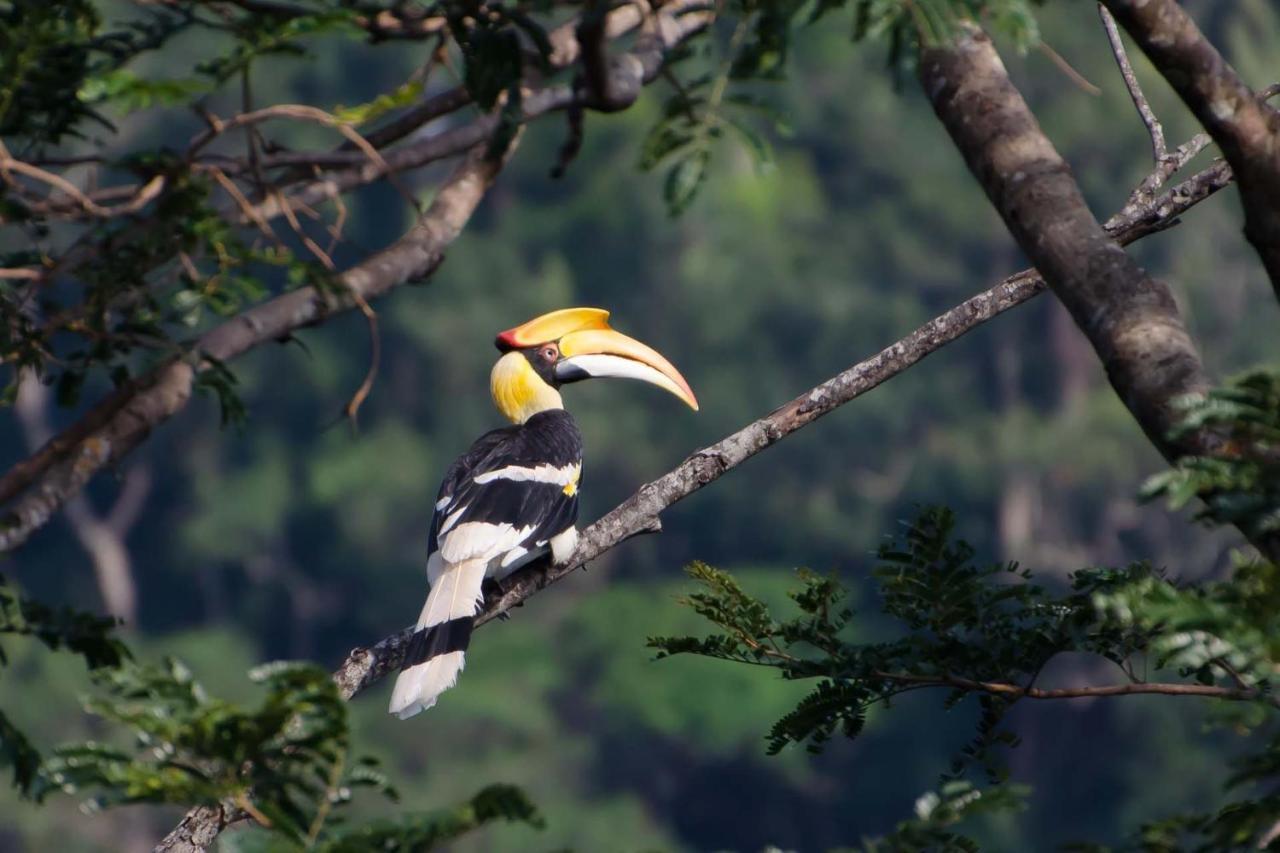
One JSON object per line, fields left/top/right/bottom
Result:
{"left": 490, "top": 352, "right": 563, "bottom": 424}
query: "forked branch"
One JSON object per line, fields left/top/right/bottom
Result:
{"left": 1100, "top": 0, "right": 1280, "bottom": 300}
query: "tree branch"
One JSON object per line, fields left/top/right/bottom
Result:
{"left": 578, "top": 0, "right": 623, "bottom": 109}
{"left": 13, "top": 373, "right": 143, "bottom": 624}
{"left": 245, "top": 86, "right": 573, "bottom": 221}
{"left": 350, "top": 86, "right": 474, "bottom": 153}
{"left": 551, "top": 0, "right": 646, "bottom": 68}
{"left": 917, "top": 25, "right": 1278, "bottom": 564}
{"left": 1097, "top": 4, "right": 1166, "bottom": 167}
{"left": 2, "top": 2, "right": 654, "bottom": 230}
{"left": 876, "top": 671, "right": 1280, "bottom": 708}
{"left": 0, "top": 140, "right": 167, "bottom": 220}
{"left": 154, "top": 803, "right": 237, "bottom": 853}
{"left": 219, "top": 0, "right": 448, "bottom": 41}
{"left": 1100, "top": 0, "right": 1280, "bottom": 301}
{"left": 245, "top": 2, "right": 648, "bottom": 166}
{"left": 1095, "top": 2, "right": 1214, "bottom": 222}
{"left": 578, "top": 0, "right": 705, "bottom": 113}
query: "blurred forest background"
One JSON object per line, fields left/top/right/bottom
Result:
{"left": 3, "top": 0, "right": 1279, "bottom": 849}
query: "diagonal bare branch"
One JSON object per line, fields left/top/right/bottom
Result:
{"left": 13, "top": 372, "right": 144, "bottom": 624}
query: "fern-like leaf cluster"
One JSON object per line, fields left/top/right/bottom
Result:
{"left": 1144, "top": 369, "right": 1280, "bottom": 541}
{"left": 652, "top": 504, "right": 1280, "bottom": 791}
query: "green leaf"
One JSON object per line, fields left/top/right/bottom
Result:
{"left": 663, "top": 148, "right": 710, "bottom": 216}
{"left": 1142, "top": 370, "right": 1280, "bottom": 539}
{"left": 78, "top": 69, "right": 210, "bottom": 112}
{"left": 639, "top": 120, "right": 695, "bottom": 171}
{"left": 0, "top": 709, "right": 42, "bottom": 799}
{"left": 332, "top": 81, "right": 424, "bottom": 126}
{"left": 857, "top": 780, "right": 1029, "bottom": 852}
{"left": 195, "top": 356, "right": 247, "bottom": 427}
{"left": 0, "top": 575, "right": 129, "bottom": 671}
{"left": 721, "top": 113, "right": 775, "bottom": 173}
{"left": 318, "top": 784, "right": 544, "bottom": 852}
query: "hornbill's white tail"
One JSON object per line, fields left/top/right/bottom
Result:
{"left": 388, "top": 558, "right": 487, "bottom": 719}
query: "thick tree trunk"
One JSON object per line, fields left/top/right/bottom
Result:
{"left": 917, "top": 24, "right": 1278, "bottom": 562}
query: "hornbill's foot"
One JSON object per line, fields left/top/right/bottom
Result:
{"left": 481, "top": 577, "right": 520, "bottom": 620}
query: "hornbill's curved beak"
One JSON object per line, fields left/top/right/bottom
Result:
{"left": 497, "top": 307, "right": 699, "bottom": 411}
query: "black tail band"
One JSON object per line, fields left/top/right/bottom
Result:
{"left": 401, "top": 617, "right": 474, "bottom": 670}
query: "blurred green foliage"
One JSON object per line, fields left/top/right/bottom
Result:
{"left": 1067, "top": 732, "right": 1280, "bottom": 851}
{"left": 38, "top": 659, "right": 395, "bottom": 835}
{"left": 3, "top": 0, "right": 1280, "bottom": 849}
{"left": 0, "top": 576, "right": 127, "bottom": 797}
{"left": 6, "top": 631, "right": 543, "bottom": 851}
{"left": 856, "top": 780, "right": 1030, "bottom": 852}
{"left": 1143, "top": 370, "right": 1280, "bottom": 541}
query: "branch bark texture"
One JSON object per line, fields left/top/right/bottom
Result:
{"left": 154, "top": 804, "right": 236, "bottom": 853}
{"left": 1101, "top": 0, "right": 1280, "bottom": 300}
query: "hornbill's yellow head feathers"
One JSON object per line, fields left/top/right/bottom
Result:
{"left": 490, "top": 307, "right": 698, "bottom": 423}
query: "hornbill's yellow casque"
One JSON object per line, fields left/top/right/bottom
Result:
{"left": 389, "top": 307, "right": 698, "bottom": 718}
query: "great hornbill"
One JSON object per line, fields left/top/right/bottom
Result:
{"left": 389, "top": 307, "right": 698, "bottom": 718}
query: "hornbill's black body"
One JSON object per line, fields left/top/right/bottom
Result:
{"left": 426, "top": 410, "right": 582, "bottom": 565}
{"left": 388, "top": 308, "right": 696, "bottom": 719}
{"left": 398, "top": 411, "right": 583, "bottom": 674}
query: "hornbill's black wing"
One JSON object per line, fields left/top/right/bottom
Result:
{"left": 427, "top": 410, "right": 582, "bottom": 570}
{"left": 427, "top": 426, "right": 513, "bottom": 557}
